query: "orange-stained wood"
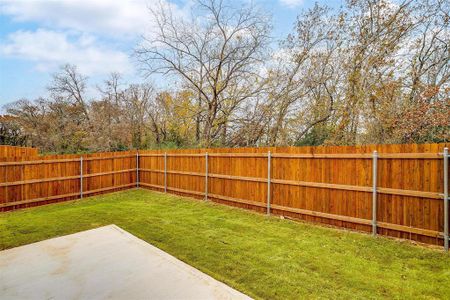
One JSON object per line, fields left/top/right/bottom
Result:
{"left": 1, "top": 143, "right": 449, "bottom": 247}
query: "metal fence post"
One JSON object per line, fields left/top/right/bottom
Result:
{"left": 164, "top": 152, "right": 167, "bottom": 193}
{"left": 444, "top": 147, "right": 448, "bottom": 251}
{"left": 267, "top": 151, "right": 271, "bottom": 215}
{"left": 372, "top": 150, "right": 378, "bottom": 236}
{"left": 80, "top": 156, "right": 83, "bottom": 199}
{"left": 205, "top": 152, "right": 208, "bottom": 201}
{"left": 136, "top": 151, "right": 139, "bottom": 188}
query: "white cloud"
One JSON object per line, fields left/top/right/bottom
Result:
{"left": 0, "top": 0, "right": 185, "bottom": 38}
{"left": 0, "top": 29, "right": 132, "bottom": 75}
{"left": 279, "top": 0, "right": 303, "bottom": 8}
{"left": 0, "top": 0, "right": 189, "bottom": 77}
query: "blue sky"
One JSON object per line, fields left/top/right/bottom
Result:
{"left": 0, "top": 0, "right": 342, "bottom": 108}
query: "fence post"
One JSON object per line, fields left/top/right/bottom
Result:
{"left": 205, "top": 152, "right": 208, "bottom": 201}
{"left": 80, "top": 156, "right": 83, "bottom": 199}
{"left": 136, "top": 151, "right": 139, "bottom": 188}
{"left": 164, "top": 152, "right": 167, "bottom": 193}
{"left": 444, "top": 147, "right": 448, "bottom": 251}
{"left": 372, "top": 150, "right": 378, "bottom": 236}
{"left": 267, "top": 151, "right": 271, "bottom": 215}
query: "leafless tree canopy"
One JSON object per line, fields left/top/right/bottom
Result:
{"left": 136, "top": 0, "right": 271, "bottom": 146}
{"left": 2, "top": 0, "right": 449, "bottom": 153}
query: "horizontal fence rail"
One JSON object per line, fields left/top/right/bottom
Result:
{"left": 139, "top": 152, "right": 444, "bottom": 159}
{"left": 139, "top": 168, "right": 443, "bottom": 198}
{"left": 1, "top": 143, "right": 449, "bottom": 250}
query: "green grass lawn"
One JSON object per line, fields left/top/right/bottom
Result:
{"left": 1, "top": 189, "right": 449, "bottom": 299}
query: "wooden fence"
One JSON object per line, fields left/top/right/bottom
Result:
{"left": 0, "top": 145, "right": 38, "bottom": 157}
{"left": 1, "top": 143, "right": 449, "bottom": 250}
{"left": 0, "top": 150, "right": 137, "bottom": 211}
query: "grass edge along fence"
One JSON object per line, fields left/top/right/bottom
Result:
{"left": 0, "top": 144, "right": 449, "bottom": 250}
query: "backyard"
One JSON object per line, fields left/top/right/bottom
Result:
{"left": 1, "top": 188, "right": 449, "bottom": 299}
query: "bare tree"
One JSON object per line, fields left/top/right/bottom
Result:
{"left": 266, "top": 4, "right": 341, "bottom": 145}
{"left": 48, "top": 64, "right": 91, "bottom": 123}
{"left": 136, "top": 0, "right": 271, "bottom": 146}
{"left": 122, "top": 84, "right": 156, "bottom": 148}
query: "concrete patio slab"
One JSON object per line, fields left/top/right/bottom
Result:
{"left": 0, "top": 225, "right": 251, "bottom": 300}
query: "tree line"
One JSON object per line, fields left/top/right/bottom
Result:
{"left": 1, "top": 0, "right": 448, "bottom": 153}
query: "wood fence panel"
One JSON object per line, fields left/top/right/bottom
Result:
{"left": 139, "top": 154, "right": 165, "bottom": 191}
{"left": 0, "top": 151, "right": 137, "bottom": 211}
{"left": 0, "top": 145, "right": 39, "bottom": 157}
